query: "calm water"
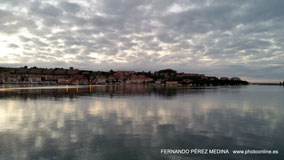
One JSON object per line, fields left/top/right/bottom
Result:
{"left": 0, "top": 85, "right": 283, "bottom": 160}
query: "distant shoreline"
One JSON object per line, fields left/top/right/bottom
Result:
{"left": 1, "top": 67, "right": 249, "bottom": 86}
{"left": 251, "top": 83, "right": 284, "bottom": 86}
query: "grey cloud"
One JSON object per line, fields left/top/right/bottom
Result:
{"left": 0, "top": 9, "right": 16, "bottom": 22}
{"left": 36, "top": 4, "right": 62, "bottom": 17}
{"left": 0, "top": 9, "right": 35, "bottom": 34}
{"left": 91, "top": 16, "right": 124, "bottom": 29}
{"left": 237, "top": 0, "right": 284, "bottom": 24}
{"left": 157, "top": 33, "right": 179, "bottom": 44}
{"left": 31, "top": 38, "right": 48, "bottom": 47}
{"left": 19, "top": 36, "right": 32, "bottom": 42}
{"left": 99, "top": 0, "right": 147, "bottom": 16}
{"left": 60, "top": 1, "right": 81, "bottom": 14}
{"left": 27, "top": 2, "right": 63, "bottom": 28}
{"left": 8, "top": 44, "right": 19, "bottom": 48}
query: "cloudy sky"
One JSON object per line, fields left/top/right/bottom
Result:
{"left": 1, "top": 0, "right": 284, "bottom": 82}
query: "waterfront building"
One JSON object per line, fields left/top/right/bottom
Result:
{"left": 28, "top": 75, "right": 42, "bottom": 83}
{"left": 96, "top": 75, "right": 107, "bottom": 84}
{"left": 16, "top": 68, "right": 29, "bottom": 74}
{"left": 54, "top": 69, "right": 67, "bottom": 75}
{"left": 29, "top": 68, "right": 43, "bottom": 74}
{"left": 67, "top": 69, "right": 79, "bottom": 75}
{"left": 42, "top": 69, "right": 54, "bottom": 75}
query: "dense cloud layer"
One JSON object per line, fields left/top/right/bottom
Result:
{"left": 0, "top": 0, "right": 284, "bottom": 82}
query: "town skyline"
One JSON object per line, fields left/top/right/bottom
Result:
{"left": 1, "top": 0, "right": 284, "bottom": 83}
{"left": 1, "top": 66, "right": 250, "bottom": 86}
{"left": 0, "top": 65, "right": 281, "bottom": 83}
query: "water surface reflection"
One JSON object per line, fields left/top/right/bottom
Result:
{"left": 0, "top": 85, "right": 283, "bottom": 160}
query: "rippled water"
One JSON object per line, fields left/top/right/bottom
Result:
{"left": 0, "top": 85, "right": 283, "bottom": 160}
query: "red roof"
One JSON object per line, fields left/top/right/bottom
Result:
{"left": 29, "top": 69, "right": 42, "bottom": 74}
{"left": 54, "top": 69, "right": 67, "bottom": 75}
{"left": 177, "top": 73, "right": 200, "bottom": 77}
{"left": 67, "top": 69, "right": 79, "bottom": 75}
{"left": 42, "top": 69, "right": 54, "bottom": 74}
{"left": 16, "top": 69, "right": 29, "bottom": 74}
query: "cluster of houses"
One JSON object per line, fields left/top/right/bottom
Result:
{"left": 0, "top": 67, "right": 244, "bottom": 85}
{"left": 0, "top": 67, "right": 91, "bottom": 85}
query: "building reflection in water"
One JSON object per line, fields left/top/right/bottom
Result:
{"left": 0, "top": 85, "right": 283, "bottom": 160}
{"left": 0, "top": 85, "right": 202, "bottom": 99}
